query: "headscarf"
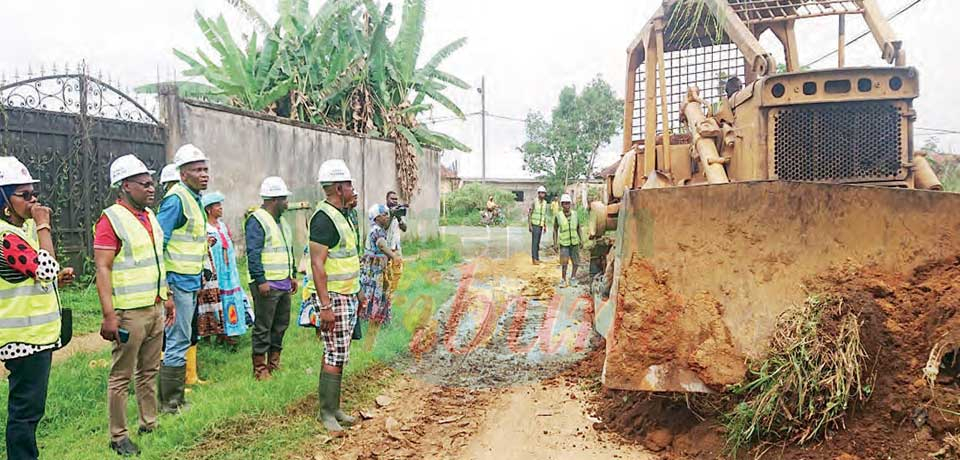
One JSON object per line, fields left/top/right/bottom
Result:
{"left": 367, "top": 203, "right": 389, "bottom": 225}
{"left": 0, "top": 184, "right": 18, "bottom": 211}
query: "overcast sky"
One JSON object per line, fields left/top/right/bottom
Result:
{"left": 0, "top": 0, "right": 956, "bottom": 179}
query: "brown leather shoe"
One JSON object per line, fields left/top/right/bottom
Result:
{"left": 267, "top": 351, "right": 281, "bottom": 374}
{"left": 252, "top": 354, "right": 271, "bottom": 381}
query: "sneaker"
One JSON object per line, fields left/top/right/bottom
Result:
{"left": 570, "top": 279, "right": 578, "bottom": 287}
{"left": 109, "top": 436, "right": 140, "bottom": 456}
{"left": 137, "top": 426, "right": 154, "bottom": 435}
{"left": 559, "top": 280, "right": 567, "bottom": 288}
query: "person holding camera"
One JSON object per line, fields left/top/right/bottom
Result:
{"left": 384, "top": 191, "right": 406, "bottom": 294}
{"left": 94, "top": 155, "right": 174, "bottom": 456}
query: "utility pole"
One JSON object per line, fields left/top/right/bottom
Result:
{"left": 479, "top": 76, "right": 486, "bottom": 183}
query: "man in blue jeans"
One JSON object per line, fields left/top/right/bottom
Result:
{"left": 156, "top": 144, "right": 209, "bottom": 413}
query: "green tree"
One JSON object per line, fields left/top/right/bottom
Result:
{"left": 520, "top": 76, "right": 622, "bottom": 190}
{"left": 140, "top": 0, "right": 470, "bottom": 199}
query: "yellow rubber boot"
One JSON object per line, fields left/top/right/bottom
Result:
{"left": 185, "top": 345, "right": 207, "bottom": 385}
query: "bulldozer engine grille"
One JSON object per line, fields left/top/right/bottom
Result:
{"left": 773, "top": 101, "right": 904, "bottom": 182}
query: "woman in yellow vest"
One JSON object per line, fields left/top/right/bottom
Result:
{"left": 552, "top": 193, "right": 583, "bottom": 288}
{"left": 93, "top": 154, "right": 172, "bottom": 457}
{"left": 308, "top": 159, "right": 361, "bottom": 433}
{"left": 0, "top": 157, "right": 74, "bottom": 460}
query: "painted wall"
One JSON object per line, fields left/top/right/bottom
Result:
{"left": 161, "top": 96, "right": 440, "bottom": 260}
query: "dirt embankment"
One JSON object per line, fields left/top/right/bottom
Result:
{"left": 589, "top": 255, "right": 960, "bottom": 459}
{"left": 605, "top": 257, "right": 746, "bottom": 390}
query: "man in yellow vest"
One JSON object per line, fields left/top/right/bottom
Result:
{"left": 244, "top": 176, "right": 296, "bottom": 381}
{"left": 156, "top": 144, "right": 209, "bottom": 413}
{"left": 552, "top": 193, "right": 582, "bottom": 288}
{"left": 528, "top": 185, "right": 549, "bottom": 265}
{"left": 308, "top": 159, "right": 361, "bottom": 433}
{"left": 94, "top": 154, "right": 174, "bottom": 456}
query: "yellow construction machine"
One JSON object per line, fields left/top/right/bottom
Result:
{"left": 591, "top": 0, "right": 960, "bottom": 393}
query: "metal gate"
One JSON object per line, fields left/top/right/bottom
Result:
{"left": 0, "top": 70, "right": 166, "bottom": 269}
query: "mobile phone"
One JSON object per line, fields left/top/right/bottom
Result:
{"left": 118, "top": 328, "right": 130, "bottom": 343}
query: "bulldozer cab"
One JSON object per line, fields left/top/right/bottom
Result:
{"left": 596, "top": 0, "right": 959, "bottom": 393}
{"left": 613, "top": 0, "right": 935, "bottom": 194}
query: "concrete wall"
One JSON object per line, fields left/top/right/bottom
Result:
{"left": 161, "top": 96, "right": 440, "bottom": 258}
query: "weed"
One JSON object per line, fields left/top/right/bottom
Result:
{"left": 723, "top": 295, "right": 873, "bottom": 456}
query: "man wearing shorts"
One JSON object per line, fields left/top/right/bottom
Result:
{"left": 552, "top": 193, "right": 582, "bottom": 288}
{"left": 307, "top": 159, "right": 361, "bottom": 433}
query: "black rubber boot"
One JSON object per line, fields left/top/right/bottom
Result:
{"left": 318, "top": 372, "right": 343, "bottom": 433}
{"left": 169, "top": 366, "right": 189, "bottom": 412}
{"left": 331, "top": 373, "right": 357, "bottom": 426}
{"left": 158, "top": 366, "right": 178, "bottom": 415}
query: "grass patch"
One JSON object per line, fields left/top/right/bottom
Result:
{"left": 58, "top": 285, "right": 104, "bottom": 335}
{"left": 723, "top": 295, "right": 873, "bottom": 456}
{"left": 0, "top": 240, "right": 462, "bottom": 460}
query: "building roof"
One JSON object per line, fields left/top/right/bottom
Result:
{"left": 597, "top": 158, "right": 621, "bottom": 178}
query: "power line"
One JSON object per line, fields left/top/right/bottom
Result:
{"left": 805, "top": 0, "right": 925, "bottom": 67}
{"left": 916, "top": 127, "right": 960, "bottom": 135}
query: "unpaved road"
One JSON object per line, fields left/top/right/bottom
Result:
{"left": 0, "top": 331, "right": 109, "bottom": 377}
{"left": 308, "top": 227, "right": 649, "bottom": 459}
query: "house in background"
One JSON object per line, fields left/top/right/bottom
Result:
{"left": 459, "top": 177, "right": 543, "bottom": 211}
{"left": 440, "top": 162, "right": 462, "bottom": 194}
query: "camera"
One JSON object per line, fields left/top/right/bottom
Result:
{"left": 390, "top": 204, "right": 409, "bottom": 218}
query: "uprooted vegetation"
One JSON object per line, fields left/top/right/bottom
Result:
{"left": 723, "top": 295, "right": 875, "bottom": 455}
{"left": 591, "top": 255, "right": 960, "bottom": 459}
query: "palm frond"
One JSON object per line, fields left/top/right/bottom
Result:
{"left": 224, "top": 0, "right": 275, "bottom": 37}
{"left": 394, "top": 0, "right": 426, "bottom": 81}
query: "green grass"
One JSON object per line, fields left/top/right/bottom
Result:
{"left": 0, "top": 239, "right": 462, "bottom": 460}
{"left": 58, "top": 285, "right": 105, "bottom": 335}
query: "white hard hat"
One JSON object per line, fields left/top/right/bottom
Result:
{"left": 560, "top": 193, "right": 572, "bottom": 203}
{"left": 110, "top": 154, "right": 155, "bottom": 186}
{"left": 173, "top": 144, "right": 209, "bottom": 168}
{"left": 0, "top": 157, "right": 39, "bottom": 187}
{"left": 260, "top": 176, "right": 291, "bottom": 198}
{"left": 317, "top": 159, "right": 352, "bottom": 184}
{"left": 160, "top": 164, "right": 179, "bottom": 184}
{"left": 537, "top": 186, "right": 547, "bottom": 193}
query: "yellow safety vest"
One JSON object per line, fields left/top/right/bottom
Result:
{"left": 102, "top": 204, "right": 167, "bottom": 309}
{"left": 249, "top": 208, "right": 293, "bottom": 282}
{"left": 556, "top": 210, "right": 581, "bottom": 247}
{"left": 305, "top": 201, "right": 360, "bottom": 296}
{"left": 0, "top": 219, "right": 61, "bottom": 349}
{"left": 531, "top": 199, "right": 547, "bottom": 227}
{"left": 163, "top": 183, "right": 206, "bottom": 275}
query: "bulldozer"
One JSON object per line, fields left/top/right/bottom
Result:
{"left": 591, "top": 0, "right": 960, "bottom": 393}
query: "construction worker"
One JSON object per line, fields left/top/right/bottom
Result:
{"left": 156, "top": 144, "right": 209, "bottom": 413}
{"left": 244, "top": 176, "right": 296, "bottom": 380}
{"left": 552, "top": 194, "right": 583, "bottom": 288}
{"left": 528, "top": 185, "right": 548, "bottom": 265}
{"left": 308, "top": 159, "right": 361, "bottom": 433}
{"left": 0, "top": 157, "right": 73, "bottom": 460}
{"left": 159, "top": 164, "right": 178, "bottom": 194}
{"left": 93, "top": 154, "right": 173, "bottom": 456}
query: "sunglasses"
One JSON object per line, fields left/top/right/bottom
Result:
{"left": 10, "top": 191, "right": 39, "bottom": 200}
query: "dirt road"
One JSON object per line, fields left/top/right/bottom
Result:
{"left": 312, "top": 230, "right": 649, "bottom": 459}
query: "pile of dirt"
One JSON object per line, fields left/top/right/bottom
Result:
{"left": 587, "top": 255, "right": 960, "bottom": 459}
{"left": 604, "top": 256, "right": 746, "bottom": 390}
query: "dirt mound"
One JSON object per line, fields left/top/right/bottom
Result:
{"left": 604, "top": 257, "right": 746, "bottom": 390}
{"left": 588, "top": 255, "right": 960, "bottom": 459}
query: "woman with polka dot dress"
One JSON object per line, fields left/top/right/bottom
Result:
{"left": 0, "top": 157, "right": 75, "bottom": 460}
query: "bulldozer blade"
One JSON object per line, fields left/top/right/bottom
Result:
{"left": 594, "top": 181, "right": 960, "bottom": 393}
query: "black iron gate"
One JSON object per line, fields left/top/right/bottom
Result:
{"left": 0, "top": 71, "right": 166, "bottom": 270}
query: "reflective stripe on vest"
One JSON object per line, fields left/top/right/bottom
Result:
{"left": 250, "top": 208, "right": 294, "bottom": 281}
{"left": 556, "top": 210, "right": 581, "bottom": 247}
{"left": 103, "top": 204, "right": 167, "bottom": 309}
{"left": 0, "top": 219, "right": 60, "bottom": 348}
{"left": 305, "top": 201, "right": 360, "bottom": 295}
{"left": 163, "top": 183, "right": 206, "bottom": 275}
{"left": 531, "top": 199, "right": 547, "bottom": 227}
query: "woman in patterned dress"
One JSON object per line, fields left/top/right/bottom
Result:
{"left": 358, "top": 204, "right": 401, "bottom": 344}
